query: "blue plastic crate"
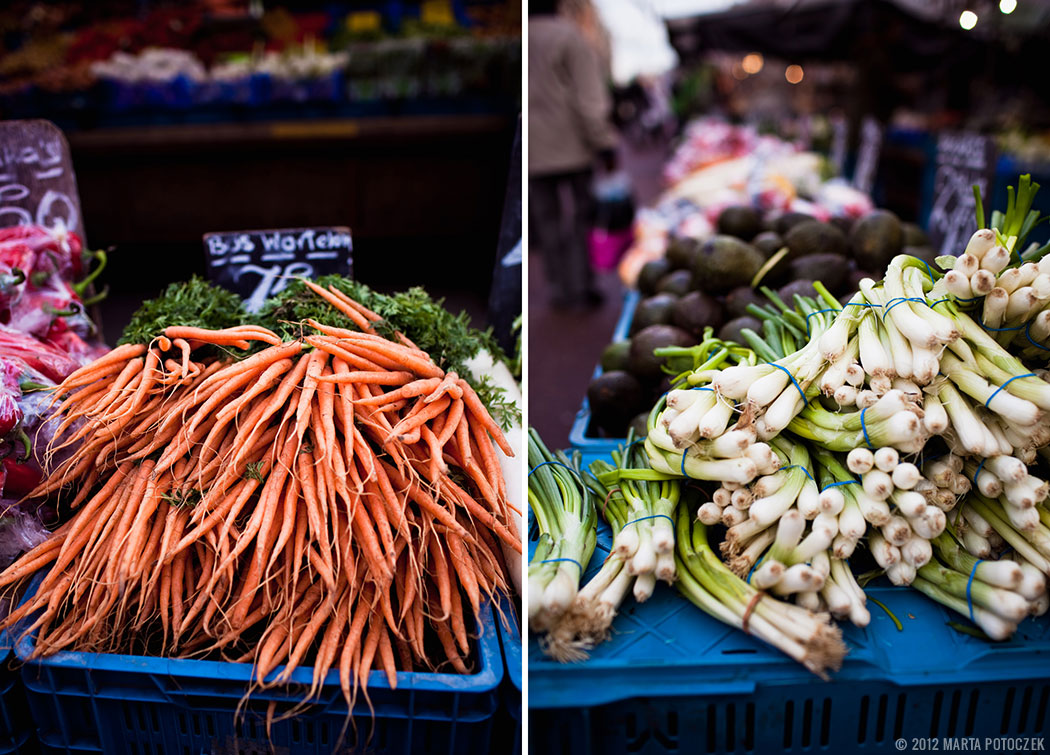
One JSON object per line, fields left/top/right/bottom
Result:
{"left": 528, "top": 514, "right": 1050, "bottom": 754}
{"left": 14, "top": 599, "right": 502, "bottom": 755}
{"left": 0, "top": 631, "right": 34, "bottom": 754}
{"left": 496, "top": 603, "right": 522, "bottom": 755}
{"left": 568, "top": 289, "right": 641, "bottom": 465}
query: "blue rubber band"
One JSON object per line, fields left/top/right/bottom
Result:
{"left": 952, "top": 294, "right": 983, "bottom": 305}
{"left": 625, "top": 514, "right": 676, "bottom": 529}
{"left": 883, "top": 297, "right": 926, "bottom": 319}
{"left": 805, "top": 308, "right": 843, "bottom": 334}
{"left": 918, "top": 452, "right": 945, "bottom": 467}
{"left": 984, "top": 373, "right": 1037, "bottom": 409}
{"left": 781, "top": 464, "right": 814, "bottom": 481}
{"left": 981, "top": 320, "right": 1024, "bottom": 333}
{"left": 529, "top": 460, "right": 582, "bottom": 481}
{"left": 538, "top": 557, "right": 584, "bottom": 574}
{"left": 822, "top": 480, "right": 860, "bottom": 490}
{"left": 971, "top": 457, "right": 987, "bottom": 486}
{"left": 919, "top": 259, "right": 935, "bottom": 281}
{"left": 529, "top": 461, "right": 589, "bottom": 501}
{"left": 860, "top": 406, "right": 874, "bottom": 449}
{"left": 746, "top": 554, "right": 765, "bottom": 584}
{"left": 966, "top": 559, "right": 984, "bottom": 623}
{"left": 842, "top": 302, "right": 882, "bottom": 309}
{"left": 767, "top": 362, "right": 808, "bottom": 407}
{"left": 690, "top": 386, "right": 714, "bottom": 391}
{"left": 681, "top": 449, "right": 689, "bottom": 477}
{"left": 929, "top": 298, "right": 952, "bottom": 309}
{"left": 1024, "top": 321, "right": 1050, "bottom": 351}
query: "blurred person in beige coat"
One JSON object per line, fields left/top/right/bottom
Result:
{"left": 529, "top": 0, "right": 618, "bottom": 308}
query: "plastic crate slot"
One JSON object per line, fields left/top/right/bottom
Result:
{"left": 706, "top": 703, "right": 716, "bottom": 753}
{"left": 177, "top": 711, "right": 188, "bottom": 735}
{"left": 720, "top": 649, "right": 757, "bottom": 655}
{"left": 819, "top": 698, "right": 831, "bottom": 747}
{"left": 1018, "top": 685, "right": 1033, "bottom": 732}
{"left": 151, "top": 703, "right": 161, "bottom": 733}
{"left": 965, "top": 690, "right": 979, "bottom": 736}
{"left": 947, "top": 689, "right": 962, "bottom": 736}
{"left": 1035, "top": 686, "right": 1049, "bottom": 733}
{"left": 624, "top": 710, "right": 639, "bottom": 751}
{"left": 782, "top": 700, "right": 793, "bottom": 749}
{"left": 122, "top": 700, "right": 135, "bottom": 732}
{"left": 205, "top": 713, "right": 216, "bottom": 737}
{"left": 291, "top": 718, "right": 302, "bottom": 743}
{"left": 875, "top": 694, "right": 888, "bottom": 742}
{"left": 800, "top": 699, "right": 813, "bottom": 749}
{"left": 894, "top": 694, "right": 906, "bottom": 740}
{"left": 192, "top": 713, "right": 202, "bottom": 737}
{"left": 929, "top": 690, "right": 943, "bottom": 736}
{"left": 857, "top": 696, "right": 869, "bottom": 743}
{"left": 725, "top": 704, "right": 736, "bottom": 752}
{"left": 1001, "top": 686, "right": 1016, "bottom": 734}
{"left": 744, "top": 702, "right": 755, "bottom": 752}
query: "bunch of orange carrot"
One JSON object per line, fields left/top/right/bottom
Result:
{"left": 0, "top": 280, "right": 521, "bottom": 713}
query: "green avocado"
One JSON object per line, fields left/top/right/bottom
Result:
{"left": 600, "top": 340, "right": 632, "bottom": 372}
{"left": 775, "top": 211, "right": 815, "bottom": 236}
{"left": 672, "top": 290, "right": 723, "bottom": 337}
{"left": 725, "top": 286, "right": 767, "bottom": 319}
{"left": 629, "top": 324, "right": 696, "bottom": 379}
{"left": 788, "top": 253, "right": 850, "bottom": 294}
{"left": 666, "top": 237, "right": 702, "bottom": 270}
{"left": 638, "top": 259, "right": 673, "bottom": 295}
{"left": 692, "top": 235, "right": 765, "bottom": 294}
{"left": 587, "top": 371, "right": 647, "bottom": 435}
{"left": 850, "top": 209, "right": 903, "bottom": 273}
{"left": 717, "top": 205, "right": 762, "bottom": 240}
{"left": 902, "top": 222, "right": 929, "bottom": 247}
{"left": 784, "top": 220, "right": 849, "bottom": 261}
{"left": 630, "top": 293, "right": 678, "bottom": 334}
{"left": 718, "top": 316, "right": 762, "bottom": 344}
{"left": 752, "top": 231, "right": 785, "bottom": 258}
{"left": 657, "top": 269, "right": 696, "bottom": 297}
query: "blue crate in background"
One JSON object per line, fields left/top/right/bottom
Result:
{"left": 568, "top": 289, "right": 640, "bottom": 466}
{"left": 0, "top": 631, "right": 34, "bottom": 754}
{"left": 528, "top": 514, "right": 1050, "bottom": 755}
{"left": 496, "top": 603, "right": 522, "bottom": 755}
{"left": 15, "top": 600, "right": 502, "bottom": 755}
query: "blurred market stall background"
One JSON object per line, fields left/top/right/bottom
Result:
{"left": 530, "top": 0, "right": 1050, "bottom": 448}
{"left": 0, "top": 0, "right": 521, "bottom": 344}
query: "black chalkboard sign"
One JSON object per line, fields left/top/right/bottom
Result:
{"left": 852, "top": 116, "right": 882, "bottom": 197}
{"left": 204, "top": 227, "right": 353, "bottom": 312}
{"left": 928, "top": 132, "right": 997, "bottom": 257}
{"left": 829, "top": 115, "right": 848, "bottom": 176}
{"left": 487, "top": 117, "right": 522, "bottom": 355}
{"left": 0, "top": 120, "right": 82, "bottom": 234}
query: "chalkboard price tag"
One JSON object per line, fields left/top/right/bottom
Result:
{"left": 0, "top": 120, "right": 82, "bottom": 234}
{"left": 928, "top": 131, "right": 997, "bottom": 257}
{"left": 203, "top": 226, "right": 353, "bottom": 312}
{"left": 852, "top": 116, "right": 883, "bottom": 197}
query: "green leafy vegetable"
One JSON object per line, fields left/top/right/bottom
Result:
{"left": 118, "top": 275, "right": 520, "bottom": 428}
{"left": 119, "top": 276, "right": 244, "bottom": 346}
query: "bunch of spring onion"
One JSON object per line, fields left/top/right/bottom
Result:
{"left": 675, "top": 505, "right": 847, "bottom": 678}
{"left": 527, "top": 429, "right": 596, "bottom": 633}
{"left": 912, "top": 531, "right": 1048, "bottom": 640}
{"left": 538, "top": 440, "right": 681, "bottom": 661}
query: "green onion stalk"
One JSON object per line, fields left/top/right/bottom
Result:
{"left": 675, "top": 505, "right": 847, "bottom": 679}
{"left": 527, "top": 429, "right": 596, "bottom": 634}
{"left": 540, "top": 442, "right": 682, "bottom": 662}
{"left": 910, "top": 528, "right": 1048, "bottom": 640}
